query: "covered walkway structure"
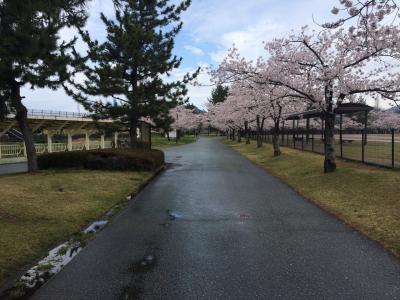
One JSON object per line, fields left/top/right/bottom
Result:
{"left": 0, "top": 110, "right": 151, "bottom": 164}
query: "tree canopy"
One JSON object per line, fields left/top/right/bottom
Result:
{"left": 69, "top": 0, "right": 198, "bottom": 147}
{"left": 0, "top": 0, "right": 89, "bottom": 171}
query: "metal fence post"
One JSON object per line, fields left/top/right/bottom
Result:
{"left": 340, "top": 113, "right": 343, "bottom": 158}
{"left": 392, "top": 129, "right": 395, "bottom": 169}
{"left": 301, "top": 130, "right": 304, "bottom": 150}
{"left": 293, "top": 133, "right": 296, "bottom": 148}
{"left": 362, "top": 129, "right": 365, "bottom": 163}
{"left": 312, "top": 131, "right": 314, "bottom": 152}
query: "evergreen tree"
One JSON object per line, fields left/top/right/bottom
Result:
{"left": 71, "top": 0, "right": 198, "bottom": 148}
{"left": 208, "top": 85, "right": 229, "bottom": 105}
{"left": 153, "top": 113, "right": 174, "bottom": 141}
{"left": 0, "top": 0, "right": 88, "bottom": 171}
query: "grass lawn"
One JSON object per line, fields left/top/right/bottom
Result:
{"left": 224, "top": 139, "right": 400, "bottom": 256}
{"left": 279, "top": 134, "right": 400, "bottom": 168}
{"left": 0, "top": 169, "right": 153, "bottom": 284}
{"left": 151, "top": 132, "right": 197, "bottom": 148}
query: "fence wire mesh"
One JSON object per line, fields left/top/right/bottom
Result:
{"left": 248, "top": 129, "right": 400, "bottom": 170}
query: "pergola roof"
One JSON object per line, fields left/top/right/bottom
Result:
{"left": 285, "top": 103, "right": 374, "bottom": 120}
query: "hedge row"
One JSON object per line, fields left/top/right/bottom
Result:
{"left": 38, "top": 148, "right": 165, "bottom": 171}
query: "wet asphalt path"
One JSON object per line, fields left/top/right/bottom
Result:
{"left": 33, "top": 138, "right": 400, "bottom": 299}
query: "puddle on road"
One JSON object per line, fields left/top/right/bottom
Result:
{"left": 166, "top": 163, "right": 183, "bottom": 170}
{"left": 164, "top": 209, "right": 252, "bottom": 223}
{"left": 167, "top": 210, "right": 182, "bottom": 220}
{"left": 129, "top": 254, "right": 157, "bottom": 274}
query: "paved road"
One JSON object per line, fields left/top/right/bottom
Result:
{"left": 33, "top": 138, "right": 400, "bottom": 300}
{"left": 0, "top": 162, "right": 27, "bottom": 175}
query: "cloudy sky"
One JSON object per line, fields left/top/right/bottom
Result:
{"left": 22, "top": 0, "right": 337, "bottom": 112}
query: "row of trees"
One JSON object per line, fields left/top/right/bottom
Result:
{"left": 0, "top": 0, "right": 197, "bottom": 172}
{"left": 207, "top": 0, "right": 400, "bottom": 172}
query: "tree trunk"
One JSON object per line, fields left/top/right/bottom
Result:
{"left": 323, "top": 85, "right": 337, "bottom": 173}
{"left": 256, "top": 115, "right": 264, "bottom": 148}
{"left": 272, "top": 122, "right": 281, "bottom": 157}
{"left": 237, "top": 129, "right": 242, "bottom": 143}
{"left": 244, "top": 121, "right": 250, "bottom": 144}
{"left": 166, "top": 131, "right": 170, "bottom": 141}
{"left": 129, "top": 118, "right": 138, "bottom": 148}
{"left": 11, "top": 81, "right": 38, "bottom": 172}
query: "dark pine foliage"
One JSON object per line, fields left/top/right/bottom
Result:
{"left": 208, "top": 84, "right": 229, "bottom": 105}
{"left": 70, "top": 0, "right": 199, "bottom": 148}
{"left": 0, "top": 0, "right": 89, "bottom": 171}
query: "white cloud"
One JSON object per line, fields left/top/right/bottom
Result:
{"left": 166, "top": 63, "right": 212, "bottom": 109}
{"left": 182, "top": 0, "right": 335, "bottom": 63}
{"left": 184, "top": 45, "right": 204, "bottom": 56}
{"left": 21, "top": 0, "right": 341, "bottom": 113}
{"left": 209, "top": 20, "right": 283, "bottom": 63}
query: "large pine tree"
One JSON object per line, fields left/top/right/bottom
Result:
{"left": 71, "top": 0, "right": 198, "bottom": 148}
{"left": 0, "top": 0, "right": 88, "bottom": 171}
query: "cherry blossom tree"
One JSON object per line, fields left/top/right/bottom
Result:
{"left": 170, "top": 105, "right": 201, "bottom": 136}
{"left": 370, "top": 110, "right": 400, "bottom": 129}
{"left": 216, "top": 20, "right": 400, "bottom": 171}
{"left": 326, "top": 0, "right": 399, "bottom": 30}
{"left": 265, "top": 23, "right": 400, "bottom": 171}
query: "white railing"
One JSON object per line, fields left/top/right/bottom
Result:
{"left": 89, "top": 141, "right": 101, "bottom": 150}
{"left": 52, "top": 143, "right": 67, "bottom": 152}
{"left": 104, "top": 141, "right": 113, "bottom": 149}
{"left": 1, "top": 140, "right": 115, "bottom": 160}
{"left": 0, "top": 144, "right": 24, "bottom": 158}
{"left": 28, "top": 109, "right": 90, "bottom": 119}
{"left": 35, "top": 144, "right": 47, "bottom": 154}
{"left": 72, "top": 142, "right": 85, "bottom": 151}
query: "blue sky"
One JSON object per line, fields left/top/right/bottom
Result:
{"left": 22, "top": 0, "right": 336, "bottom": 112}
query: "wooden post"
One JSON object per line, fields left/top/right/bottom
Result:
{"left": 100, "top": 134, "right": 105, "bottom": 149}
{"left": 114, "top": 132, "right": 119, "bottom": 148}
{"left": 67, "top": 133, "right": 73, "bottom": 151}
{"left": 47, "top": 132, "right": 53, "bottom": 153}
{"left": 85, "top": 132, "right": 90, "bottom": 150}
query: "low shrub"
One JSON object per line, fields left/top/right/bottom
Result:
{"left": 38, "top": 148, "right": 164, "bottom": 171}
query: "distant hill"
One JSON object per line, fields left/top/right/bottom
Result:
{"left": 193, "top": 107, "right": 206, "bottom": 114}
{"left": 386, "top": 106, "right": 400, "bottom": 113}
